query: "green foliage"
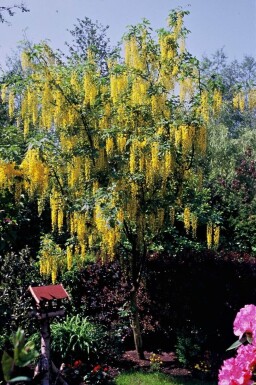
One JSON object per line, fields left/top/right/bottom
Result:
{"left": 209, "top": 146, "right": 256, "bottom": 253}
{"left": 0, "top": 188, "right": 51, "bottom": 255}
{"left": 0, "top": 124, "right": 26, "bottom": 162}
{"left": 0, "top": 247, "right": 42, "bottom": 346}
{"left": 175, "top": 329, "right": 202, "bottom": 368}
{"left": 0, "top": 198, "right": 18, "bottom": 253}
{"left": 1, "top": 328, "right": 38, "bottom": 383}
{"left": 50, "top": 315, "right": 106, "bottom": 363}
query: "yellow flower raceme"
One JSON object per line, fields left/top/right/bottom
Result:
{"left": 207, "top": 222, "right": 213, "bottom": 249}
{"left": 8, "top": 91, "right": 15, "bottom": 118}
{"left": 248, "top": 89, "right": 256, "bottom": 110}
{"left": 20, "top": 149, "right": 49, "bottom": 197}
{"left": 214, "top": 225, "right": 220, "bottom": 247}
{"left": 184, "top": 206, "right": 191, "bottom": 234}
{"left": 0, "top": 161, "right": 22, "bottom": 190}
{"left": 213, "top": 89, "right": 222, "bottom": 114}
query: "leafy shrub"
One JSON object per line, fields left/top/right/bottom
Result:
{"left": 61, "top": 361, "right": 113, "bottom": 385}
{"left": 213, "top": 147, "right": 256, "bottom": 253}
{"left": 62, "top": 262, "right": 132, "bottom": 356}
{"left": 50, "top": 314, "right": 106, "bottom": 364}
{"left": 62, "top": 261, "right": 154, "bottom": 352}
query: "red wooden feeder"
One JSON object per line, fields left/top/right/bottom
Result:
{"left": 29, "top": 284, "right": 70, "bottom": 319}
{"left": 28, "top": 284, "right": 70, "bottom": 385}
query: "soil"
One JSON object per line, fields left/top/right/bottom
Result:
{"left": 109, "top": 350, "right": 192, "bottom": 379}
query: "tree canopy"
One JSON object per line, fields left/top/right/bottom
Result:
{"left": 0, "top": 10, "right": 224, "bottom": 280}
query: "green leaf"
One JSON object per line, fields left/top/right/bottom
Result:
{"left": 1, "top": 351, "right": 14, "bottom": 381}
{"left": 9, "top": 376, "right": 31, "bottom": 382}
{"left": 226, "top": 337, "right": 246, "bottom": 351}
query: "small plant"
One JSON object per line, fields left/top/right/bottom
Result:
{"left": 149, "top": 353, "right": 163, "bottom": 372}
{"left": 50, "top": 314, "right": 106, "bottom": 364}
{"left": 84, "top": 364, "right": 112, "bottom": 385}
{"left": 175, "top": 330, "right": 202, "bottom": 368}
{"left": 61, "top": 361, "right": 112, "bottom": 385}
{"left": 61, "top": 360, "right": 89, "bottom": 385}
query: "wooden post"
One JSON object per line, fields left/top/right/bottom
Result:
{"left": 40, "top": 317, "right": 51, "bottom": 385}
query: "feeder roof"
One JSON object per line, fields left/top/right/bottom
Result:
{"left": 28, "top": 284, "right": 70, "bottom": 304}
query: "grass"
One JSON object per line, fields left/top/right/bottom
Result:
{"left": 114, "top": 371, "right": 217, "bottom": 385}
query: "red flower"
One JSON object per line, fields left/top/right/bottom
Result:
{"left": 73, "top": 360, "right": 82, "bottom": 368}
{"left": 93, "top": 365, "right": 101, "bottom": 372}
{"left": 103, "top": 367, "right": 108, "bottom": 372}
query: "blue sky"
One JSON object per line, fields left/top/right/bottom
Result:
{"left": 0, "top": 0, "right": 255, "bottom": 69}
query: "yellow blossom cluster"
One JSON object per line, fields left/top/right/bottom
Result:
{"left": 39, "top": 235, "right": 63, "bottom": 284}
{"left": 0, "top": 161, "right": 21, "bottom": 191}
{"left": 183, "top": 207, "right": 198, "bottom": 238}
{"left": 20, "top": 148, "right": 49, "bottom": 198}
{"left": 213, "top": 89, "right": 222, "bottom": 115}
{"left": 125, "top": 36, "right": 146, "bottom": 71}
{"left": 233, "top": 92, "right": 245, "bottom": 112}
{"left": 207, "top": 223, "right": 220, "bottom": 249}
{"left": 248, "top": 89, "right": 256, "bottom": 110}
{"left": 233, "top": 88, "right": 256, "bottom": 112}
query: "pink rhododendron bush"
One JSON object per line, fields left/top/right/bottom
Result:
{"left": 219, "top": 305, "right": 256, "bottom": 385}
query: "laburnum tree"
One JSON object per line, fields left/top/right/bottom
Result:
{"left": 0, "top": 10, "right": 227, "bottom": 358}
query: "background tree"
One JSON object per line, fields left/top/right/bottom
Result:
{"left": 0, "top": 2, "right": 29, "bottom": 24}
{"left": 64, "top": 17, "right": 118, "bottom": 74}
{"left": 200, "top": 51, "right": 256, "bottom": 253}
{"left": 200, "top": 50, "right": 256, "bottom": 132}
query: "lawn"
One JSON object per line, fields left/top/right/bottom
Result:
{"left": 114, "top": 371, "right": 217, "bottom": 385}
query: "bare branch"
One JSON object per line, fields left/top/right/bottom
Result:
{"left": 0, "top": 3, "right": 29, "bottom": 24}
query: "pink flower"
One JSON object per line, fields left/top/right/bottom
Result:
{"left": 237, "top": 344, "right": 256, "bottom": 372}
{"left": 218, "top": 356, "right": 253, "bottom": 385}
{"left": 219, "top": 304, "right": 256, "bottom": 385}
{"left": 233, "top": 305, "right": 256, "bottom": 341}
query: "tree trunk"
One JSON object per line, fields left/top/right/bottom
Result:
{"left": 130, "top": 287, "right": 145, "bottom": 360}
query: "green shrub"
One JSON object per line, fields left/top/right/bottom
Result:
{"left": 175, "top": 330, "right": 202, "bottom": 368}
{"left": 50, "top": 314, "right": 106, "bottom": 364}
